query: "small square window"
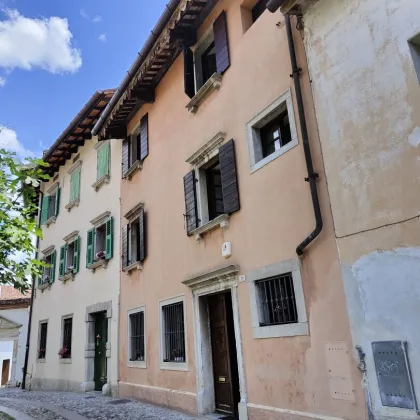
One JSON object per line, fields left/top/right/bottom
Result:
{"left": 256, "top": 274, "right": 298, "bottom": 326}
{"left": 61, "top": 317, "right": 72, "bottom": 359}
{"left": 248, "top": 258, "right": 308, "bottom": 339}
{"left": 246, "top": 89, "right": 298, "bottom": 173}
{"left": 129, "top": 311, "right": 145, "bottom": 362}
{"left": 38, "top": 322, "right": 48, "bottom": 360}
{"left": 408, "top": 33, "right": 420, "bottom": 84}
{"left": 251, "top": 0, "right": 268, "bottom": 23}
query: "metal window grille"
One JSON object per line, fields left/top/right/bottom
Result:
{"left": 162, "top": 302, "right": 185, "bottom": 363}
{"left": 62, "top": 318, "right": 72, "bottom": 358}
{"left": 38, "top": 322, "right": 48, "bottom": 359}
{"left": 130, "top": 312, "right": 145, "bottom": 361}
{"left": 256, "top": 273, "right": 298, "bottom": 326}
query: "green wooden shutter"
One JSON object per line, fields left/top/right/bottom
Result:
{"left": 41, "top": 196, "right": 50, "bottom": 224}
{"left": 97, "top": 144, "right": 109, "bottom": 179}
{"left": 86, "top": 228, "right": 95, "bottom": 267}
{"left": 70, "top": 169, "right": 81, "bottom": 201}
{"left": 74, "top": 236, "right": 81, "bottom": 273}
{"left": 59, "top": 245, "right": 66, "bottom": 277}
{"left": 50, "top": 251, "right": 57, "bottom": 283}
{"left": 105, "top": 217, "right": 114, "bottom": 260}
{"left": 55, "top": 188, "right": 61, "bottom": 217}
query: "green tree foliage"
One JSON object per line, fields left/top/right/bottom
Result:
{"left": 0, "top": 148, "right": 49, "bottom": 292}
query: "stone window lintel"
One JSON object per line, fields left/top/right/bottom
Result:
{"left": 186, "top": 132, "right": 226, "bottom": 167}
{"left": 63, "top": 230, "right": 79, "bottom": 244}
{"left": 90, "top": 211, "right": 111, "bottom": 228}
{"left": 124, "top": 203, "right": 144, "bottom": 221}
{"left": 67, "top": 160, "right": 83, "bottom": 175}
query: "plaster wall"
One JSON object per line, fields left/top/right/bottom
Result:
{"left": 27, "top": 137, "right": 121, "bottom": 394}
{"left": 303, "top": 0, "right": 420, "bottom": 418}
{"left": 0, "top": 307, "right": 29, "bottom": 384}
{"left": 118, "top": 1, "right": 365, "bottom": 419}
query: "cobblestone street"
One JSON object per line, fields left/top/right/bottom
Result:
{"left": 0, "top": 389, "right": 205, "bottom": 420}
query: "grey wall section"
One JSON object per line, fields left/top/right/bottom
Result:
{"left": 303, "top": 0, "right": 420, "bottom": 418}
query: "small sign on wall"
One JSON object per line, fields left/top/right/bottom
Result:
{"left": 325, "top": 341, "right": 355, "bottom": 402}
{"left": 372, "top": 341, "right": 418, "bottom": 411}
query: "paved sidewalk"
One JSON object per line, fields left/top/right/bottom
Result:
{"left": 0, "top": 389, "right": 202, "bottom": 420}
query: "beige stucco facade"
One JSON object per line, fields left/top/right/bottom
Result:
{"left": 301, "top": 0, "right": 420, "bottom": 419}
{"left": 116, "top": 1, "right": 366, "bottom": 419}
{"left": 28, "top": 135, "right": 121, "bottom": 395}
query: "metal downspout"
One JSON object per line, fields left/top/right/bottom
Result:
{"left": 284, "top": 15, "right": 323, "bottom": 255}
{"left": 22, "top": 190, "right": 43, "bottom": 390}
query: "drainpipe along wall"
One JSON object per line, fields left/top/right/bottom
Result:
{"left": 283, "top": 14, "right": 323, "bottom": 255}
{"left": 22, "top": 189, "right": 43, "bottom": 390}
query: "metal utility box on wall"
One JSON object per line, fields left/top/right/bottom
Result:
{"left": 372, "top": 341, "right": 418, "bottom": 412}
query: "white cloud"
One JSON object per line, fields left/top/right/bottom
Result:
{"left": 80, "top": 9, "right": 102, "bottom": 23}
{"left": 0, "top": 77, "right": 5, "bottom": 87}
{"left": 0, "top": 126, "right": 34, "bottom": 157}
{"left": 98, "top": 33, "right": 107, "bottom": 42}
{"left": 0, "top": 9, "right": 82, "bottom": 74}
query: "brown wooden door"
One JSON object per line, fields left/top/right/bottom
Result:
{"left": 208, "top": 293, "right": 239, "bottom": 415}
{"left": 1, "top": 359, "right": 10, "bottom": 385}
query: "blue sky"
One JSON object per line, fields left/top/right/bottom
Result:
{"left": 0, "top": 0, "right": 168, "bottom": 157}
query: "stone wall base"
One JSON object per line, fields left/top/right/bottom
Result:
{"left": 119, "top": 381, "right": 197, "bottom": 414}
{"left": 247, "top": 404, "right": 345, "bottom": 420}
{"left": 30, "top": 377, "right": 118, "bottom": 397}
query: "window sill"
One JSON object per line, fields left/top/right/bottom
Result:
{"left": 92, "top": 174, "right": 110, "bottom": 191}
{"left": 123, "top": 160, "right": 142, "bottom": 180}
{"left": 59, "top": 272, "right": 75, "bottom": 283}
{"left": 37, "top": 358, "right": 46, "bottom": 363}
{"left": 123, "top": 262, "right": 142, "bottom": 273}
{"left": 88, "top": 259, "right": 108, "bottom": 272}
{"left": 191, "top": 214, "right": 230, "bottom": 240}
{"left": 44, "top": 216, "right": 56, "bottom": 227}
{"left": 65, "top": 198, "right": 80, "bottom": 212}
{"left": 250, "top": 140, "right": 298, "bottom": 174}
{"left": 186, "top": 73, "right": 222, "bottom": 113}
{"left": 38, "top": 283, "right": 51, "bottom": 291}
{"left": 59, "top": 358, "right": 72, "bottom": 364}
{"left": 128, "top": 360, "right": 146, "bottom": 369}
{"left": 253, "top": 321, "right": 309, "bottom": 339}
{"left": 159, "top": 361, "right": 188, "bottom": 372}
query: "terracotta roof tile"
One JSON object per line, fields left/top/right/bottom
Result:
{"left": 0, "top": 286, "right": 31, "bottom": 301}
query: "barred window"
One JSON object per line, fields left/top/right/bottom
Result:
{"left": 129, "top": 312, "right": 145, "bottom": 362}
{"left": 38, "top": 322, "right": 48, "bottom": 359}
{"left": 62, "top": 317, "right": 72, "bottom": 359}
{"left": 162, "top": 302, "right": 185, "bottom": 363}
{"left": 256, "top": 273, "right": 298, "bottom": 326}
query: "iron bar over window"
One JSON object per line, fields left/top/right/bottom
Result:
{"left": 130, "top": 312, "right": 145, "bottom": 361}
{"left": 38, "top": 322, "right": 48, "bottom": 359}
{"left": 62, "top": 318, "right": 72, "bottom": 358}
{"left": 256, "top": 273, "right": 298, "bottom": 326}
{"left": 162, "top": 302, "right": 185, "bottom": 363}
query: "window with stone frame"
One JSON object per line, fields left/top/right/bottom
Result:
{"left": 61, "top": 317, "right": 72, "bottom": 359}
{"left": 38, "top": 321, "right": 48, "bottom": 360}
{"left": 122, "top": 205, "right": 146, "bottom": 270}
{"left": 129, "top": 310, "right": 145, "bottom": 362}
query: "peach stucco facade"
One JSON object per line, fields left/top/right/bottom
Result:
{"left": 117, "top": 1, "right": 366, "bottom": 419}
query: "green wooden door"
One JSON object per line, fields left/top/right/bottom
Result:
{"left": 94, "top": 312, "right": 108, "bottom": 391}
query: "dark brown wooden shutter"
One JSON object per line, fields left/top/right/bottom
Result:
{"left": 220, "top": 139, "right": 240, "bottom": 215}
{"left": 122, "top": 137, "right": 130, "bottom": 177}
{"left": 183, "top": 170, "right": 198, "bottom": 235}
{"left": 213, "top": 11, "right": 230, "bottom": 74}
{"left": 184, "top": 46, "right": 195, "bottom": 98}
{"left": 139, "top": 207, "right": 146, "bottom": 262}
{"left": 122, "top": 225, "right": 129, "bottom": 269}
{"left": 140, "top": 113, "right": 149, "bottom": 161}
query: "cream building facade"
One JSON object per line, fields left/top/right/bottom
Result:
{"left": 27, "top": 90, "right": 122, "bottom": 396}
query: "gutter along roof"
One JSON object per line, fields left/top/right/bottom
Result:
{"left": 43, "top": 89, "right": 115, "bottom": 176}
{"left": 92, "top": 0, "right": 218, "bottom": 141}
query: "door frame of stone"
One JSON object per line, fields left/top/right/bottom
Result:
{"left": 183, "top": 265, "right": 248, "bottom": 420}
{"left": 84, "top": 301, "right": 112, "bottom": 393}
